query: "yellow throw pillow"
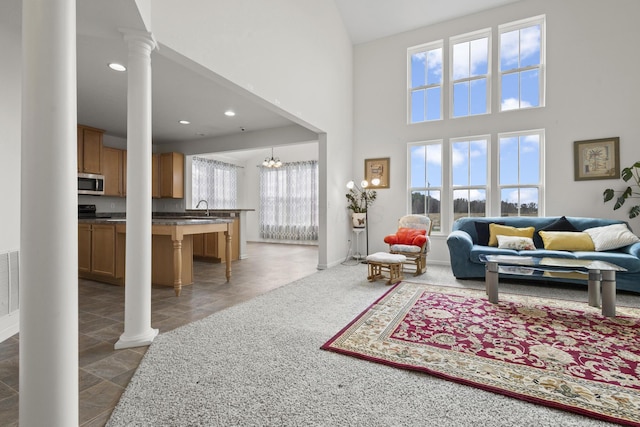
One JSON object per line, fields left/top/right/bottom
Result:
{"left": 488, "top": 224, "right": 535, "bottom": 247}
{"left": 538, "top": 231, "right": 595, "bottom": 251}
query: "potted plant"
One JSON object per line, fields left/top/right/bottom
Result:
{"left": 346, "top": 181, "right": 377, "bottom": 228}
{"left": 603, "top": 160, "right": 640, "bottom": 219}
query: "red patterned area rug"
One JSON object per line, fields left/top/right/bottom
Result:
{"left": 321, "top": 282, "right": 640, "bottom": 426}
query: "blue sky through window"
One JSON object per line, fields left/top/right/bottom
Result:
{"left": 500, "top": 24, "right": 541, "bottom": 110}
{"left": 409, "top": 17, "right": 544, "bottom": 219}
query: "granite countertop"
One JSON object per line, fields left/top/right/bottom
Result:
{"left": 79, "top": 217, "right": 232, "bottom": 225}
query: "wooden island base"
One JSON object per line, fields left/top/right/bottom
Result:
{"left": 79, "top": 218, "right": 233, "bottom": 296}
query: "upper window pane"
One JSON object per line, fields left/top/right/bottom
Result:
{"left": 520, "top": 25, "right": 541, "bottom": 68}
{"left": 411, "top": 53, "right": 426, "bottom": 88}
{"left": 410, "top": 143, "right": 442, "bottom": 187}
{"left": 500, "top": 30, "right": 519, "bottom": 72}
{"left": 453, "top": 42, "right": 470, "bottom": 80}
{"left": 409, "top": 43, "right": 443, "bottom": 123}
{"left": 410, "top": 145, "right": 426, "bottom": 188}
{"left": 499, "top": 136, "right": 519, "bottom": 185}
{"left": 427, "top": 48, "right": 443, "bottom": 85}
{"left": 409, "top": 141, "right": 443, "bottom": 232}
{"left": 470, "top": 38, "right": 489, "bottom": 76}
{"left": 452, "top": 139, "right": 488, "bottom": 186}
{"left": 451, "top": 31, "right": 490, "bottom": 118}
{"left": 498, "top": 130, "right": 543, "bottom": 217}
{"left": 499, "top": 16, "right": 545, "bottom": 111}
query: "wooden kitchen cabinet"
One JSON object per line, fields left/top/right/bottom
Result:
{"left": 78, "top": 223, "right": 116, "bottom": 279}
{"left": 192, "top": 218, "right": 240, "bottom": 262}
{"left": 103, "top": 147, "right": 126, "bottom": 197}
{"left": 77, "top": 125, "right": 104, "bottom": 174}
{"left": 159, "top": 152, "right": 184, "bottom": 198}
{"left": 192, "top": 233, "right": 204, "bottom": 256}
{"left": 152, "top": 153, "right": 160, "bottom": 198}
{"left": 78, "top": 223, "right": 92, "bottom": 273}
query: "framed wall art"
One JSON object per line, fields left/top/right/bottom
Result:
{"left": 364, "top": 157, "right": 390, "bottom": 189}
{"left": 573, "top": 137, "right": 620, "bottom": 181}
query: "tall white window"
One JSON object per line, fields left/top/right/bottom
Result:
{"left": 499, "top": 15, "right": 545, "bottom": 111}
{"left": 450, "top": 29, "right": 491, "bottom": 118}
{"left": 191, "top": 157, "right": 239, "bottom": 209}
{"left": 451, "top": 137, "right": 489, "bottom": 220}
{"left": 259, "top": 161, "right": 319, "bottom": 241}
{"left": 408, "top": 141, "right": 442, "bottom": 232}
{"left": 498, "top": 130, "right": 544, "bottom": 216}
{"left": 408, "top": 41, "right": 443, "bottom": 123}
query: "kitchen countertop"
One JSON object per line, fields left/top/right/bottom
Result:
{"left": 79, "top": 217, "right": 233, "bottom": 225}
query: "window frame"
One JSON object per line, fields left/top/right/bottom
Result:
{"left": 450, "top": 135, "right": 491, "bottom": 221}
{"left": 497, "top": 129, "right": 546, "bottom": 216}
{"left": 498, "top": 15, "right": 546, "bottom": 112}
{"left": 449, "top": 28, "right": 492, "bottom": 119}
{"left": 407, "top": 40, "right": 444, "bottom": 124}
{"left": 407, "top": 140, "right": 444, "bottom": 233}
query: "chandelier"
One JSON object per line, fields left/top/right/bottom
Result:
{"left": 262, "top": 147, "right": 282, "bottom": 168}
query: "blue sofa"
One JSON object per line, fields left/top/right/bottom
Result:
{"left": 447, "top": 216, "right": 640, "bottom": 294}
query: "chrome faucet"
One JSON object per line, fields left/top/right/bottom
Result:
{"left": 195, "top": 199, "right": 209, "bottom": 216}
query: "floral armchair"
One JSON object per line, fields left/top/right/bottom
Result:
{"left": 383, "top": 215, "right": 432, "bottom": 275}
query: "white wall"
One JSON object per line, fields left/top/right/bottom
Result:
{"left": 0, "top": 6, "right": 21, "bottom": 254}
{"left": 353, "top": 0, "right": 640, "bottom": 263}
{"left": 150, "top": 0, "right": 353, "bottom": 267}
{"left": 0, "top": 1, "right": 22, "bottom": 340}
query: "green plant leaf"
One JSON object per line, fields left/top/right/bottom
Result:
{"left": 603, "top": 162, "right": 640, "bottom": 220}
{"left": 603, "top": 188, "right": 615, "bottom": 202}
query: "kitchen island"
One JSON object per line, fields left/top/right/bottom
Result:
{"left": 78, "top": 217, "right": 233, "bottom": 296}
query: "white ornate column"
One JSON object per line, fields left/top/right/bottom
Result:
{"left": 20, "top": 0, "right": 79, "bottom": 424}
{"left": 115, "top": 29, "right": 159, "bottom": 349}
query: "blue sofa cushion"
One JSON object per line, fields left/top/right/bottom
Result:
{"left": 474, "top": 221, "right": 505, "bottom": 246}
{"left": 539, "top": 215, "right": 578, "bottom": 232}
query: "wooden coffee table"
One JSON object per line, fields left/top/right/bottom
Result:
{"left": 480, "top": 255, "right": 626, "bottom": 317}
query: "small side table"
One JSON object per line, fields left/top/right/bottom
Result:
{"left": 352, "top": 228, "right": 365, "bottom": 261}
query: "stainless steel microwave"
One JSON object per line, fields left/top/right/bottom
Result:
{"left": 78, "top": 173, "right": 105, "bottom": 195}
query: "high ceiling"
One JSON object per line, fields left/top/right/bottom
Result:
{"left": 335, "top": 0, "right": 521, "bottom": 45}
{"left": 2, "top": 0, "right": 521, "bottom": 147}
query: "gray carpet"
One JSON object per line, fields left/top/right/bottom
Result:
{"left": 107, "top": 264, "right": 639, "bottom": 426}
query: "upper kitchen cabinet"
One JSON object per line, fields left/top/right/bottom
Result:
{"left": 159, "top": 152, "right": 184, "bottom": 199}
{"left": 152, "top": 153, "right": 160, "bottom": 198}
{"left": 103, "top": 147, "right": 126, "bottom": 197}
{"left": 77, "top": 125, "right": 104, "bottom": 174}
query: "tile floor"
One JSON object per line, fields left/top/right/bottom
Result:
{"left": 0, "top": 242, "right": 319, "bottom": 427}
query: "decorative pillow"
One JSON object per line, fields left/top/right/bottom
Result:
{"left": 496, "top": 235, "right": 536, "bottom": 250}
{"left": 538, "top": 231, "right": 595, "bottom": 251}
{"left": 539, "top": 216, "right": 578, "bottom": 232}
{"left": 583, "top": 223, "right": 640, "bottom": 251}
{"left": 474, "top": 221, "right": 505, "bottom": 246}
{"left": 488, "top": 224, "right": 535, "bottom": 247}
{"left": 384, "top": 227, "right": 427, "bottom": 247}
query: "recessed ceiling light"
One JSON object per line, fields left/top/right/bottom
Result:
{"left": 108, "top": 63, "right": 126, "bottom": 72}
{"left": 179, "top": 120, "right": 190, "bottom": 125}
{"left": 224, "top": 110, "right": 236, "bottom": 117}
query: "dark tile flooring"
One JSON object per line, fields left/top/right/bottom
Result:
{"left": 0, "top": 242, "right": 319, "bottom": 427}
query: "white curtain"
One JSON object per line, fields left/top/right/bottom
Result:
{"left": 260, "top": 161, "right": 318, "bottom": 241}
{"left": 191, "top": 157, "right": 239, "bottom": 209}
